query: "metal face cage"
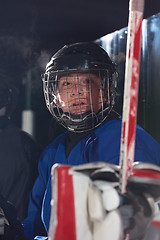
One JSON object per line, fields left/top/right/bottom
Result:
{"left": 42, "top": 68, "right": 117, "bottom": 132}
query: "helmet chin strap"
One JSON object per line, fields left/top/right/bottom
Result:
{"left": 63, "top": 112, "right": 98, "bottom": 132}
{"left": 59, "top": 106, "right": 112, "bottom": 133}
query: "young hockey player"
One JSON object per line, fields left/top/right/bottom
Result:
{"left": 23, "top": 42, "right": 160, "bottom": 239}
{"left": 1, "top": 42, "right": 160, "bottom": 240}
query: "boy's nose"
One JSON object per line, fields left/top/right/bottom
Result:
{"left": 71, "top": 82, "right": 84, "bottom": 95}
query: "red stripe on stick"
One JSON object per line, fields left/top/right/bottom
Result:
{"left": 119, "top": 0, "right": 144, "bottom": 194}
{"left": 54, "top": 166, "right": 76, "bottom": 240}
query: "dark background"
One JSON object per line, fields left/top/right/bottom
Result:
{"left": 1, "top": 0, "right": 160, "bottom": 51}
{"left": 0, "top": 0, "right": 160, "bottom": 147}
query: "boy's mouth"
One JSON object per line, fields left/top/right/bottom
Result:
{"left": 73, "top": 102, "right": 85, "bottom": 106}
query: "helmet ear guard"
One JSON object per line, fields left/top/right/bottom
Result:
{"left": 42, "top": 42, "right": 118, "bottom": 132}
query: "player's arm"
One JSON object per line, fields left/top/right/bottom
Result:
{"left": 22, "top": 150, "right": 52, "bottom": 239}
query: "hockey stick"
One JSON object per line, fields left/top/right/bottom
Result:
{"left": 119, "top": 0, "right": 145, "bottom": 194}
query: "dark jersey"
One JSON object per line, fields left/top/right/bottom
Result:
{"left": 0, "top": 123, "right": 41, "bottom": 221}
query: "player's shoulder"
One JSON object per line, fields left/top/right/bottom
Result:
{"left": 135, "top": 124, "right": 160, "bottom": 148}
{"left": 40, "top": 132, "right": 67, "bottom": 157}
{"left": 47, "top": 132, "right": 67, "bottom": 149}
{"left": 37, "top": 132, "right": 67, "bottom": 170}
{"left": 95, "top": 118, "right": 122, "bottom": 136}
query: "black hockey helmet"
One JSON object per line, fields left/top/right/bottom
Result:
{"left": 42, "top": 42, "right": 117, "bottom": 132}
{"left": 45, "top": 42, "right": 116, "bottom": 73}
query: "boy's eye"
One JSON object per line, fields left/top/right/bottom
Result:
{"left": 85, "top": 79, "right": 92, "bottom": 85}
{"left": 63, "top": 81, "right": 70, "bottom": 86}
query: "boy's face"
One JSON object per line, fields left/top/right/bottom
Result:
{"left": 56, "top": 73, "right": 106, "bottom": 115}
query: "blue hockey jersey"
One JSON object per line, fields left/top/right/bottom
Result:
{"left": 23, "top": 118, "right": 160, "bottom": 239}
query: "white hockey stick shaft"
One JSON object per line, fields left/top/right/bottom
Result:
{"left": 119, "top": 0, "right": 145, "bottom": 194}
